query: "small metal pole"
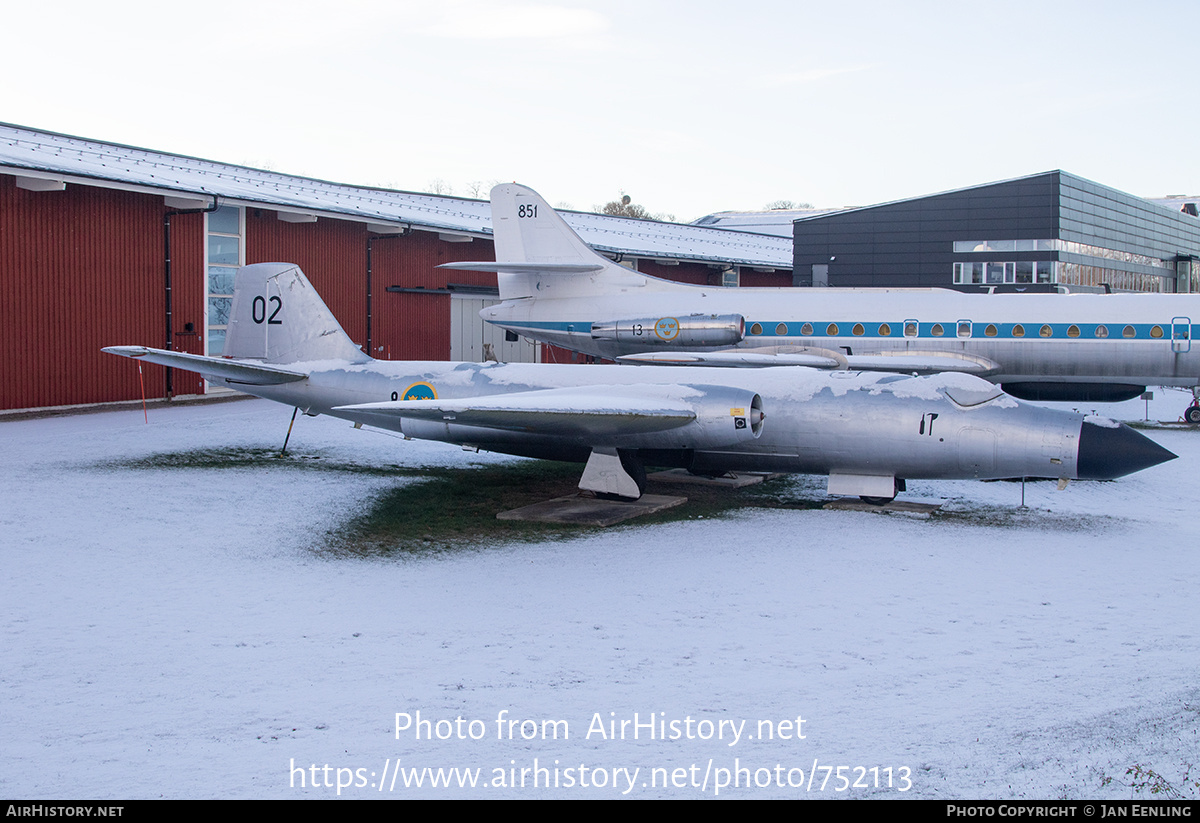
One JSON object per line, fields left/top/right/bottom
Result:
{"left": 280, "top": 407, "right": 299, "bottom": 456}
{"left": 1020, "top": 476, "right": 1026, "bottom": 508}
{"left": 137, "top": 362, "right": 148, "bottom": 424}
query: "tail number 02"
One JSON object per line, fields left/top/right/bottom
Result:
{"left": 252, "top": 295, "right": 283, "bottom": 325}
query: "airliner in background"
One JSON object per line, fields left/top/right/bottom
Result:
{"left": 443, "top": 184, "right": 1200, "bottom": 422}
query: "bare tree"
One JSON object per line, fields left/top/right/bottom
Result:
{"left": 764, "top": 199, "right": 814, "bottom": 210}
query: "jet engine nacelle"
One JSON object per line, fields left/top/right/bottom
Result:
{"left": 608, "top": 384, "right": 764, "bottom": 450}
{"left": 591, "top": 314, "right": 745, "bottom": 347}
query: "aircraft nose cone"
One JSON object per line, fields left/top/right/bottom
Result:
{"left": 1076, "top": 419, "right": 1177, "bottom": 479}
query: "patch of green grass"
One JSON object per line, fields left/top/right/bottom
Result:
{"left": 106, "top": 447, "right": 834, "bottom": 554}
{"left": 327, "top": 460, "right": 588, "bottom": 556}
{"left": 107, "top": 446, "right": 415, "bottom": 477}
{"left": 108, "top": 446, "right": 1097, "bottom": 553}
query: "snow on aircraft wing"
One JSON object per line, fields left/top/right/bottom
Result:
{"left": 617, "top": 350, "right": 846, "bottom": 368}
{"left": 336, "top": 385, "right": 700, "bottom": 437}
{"left": 102, "top": 346, "right": 309, "bottom": 385}
{"left": 617, "top": 347, "right": 1000, "bottom": 375}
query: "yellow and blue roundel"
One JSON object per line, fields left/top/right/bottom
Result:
{"left": 401, "top": 382, "right": 438, "bottom": 401}
{"left": 654, "top": 316, "right": 680, "bottom": 342}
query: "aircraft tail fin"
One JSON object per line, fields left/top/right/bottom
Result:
{"left": 452, "top": 183, "right": 653, "bottom": 300}
{"left": 490, "top": 183, "right": 605, "bottom": 266}
{"left": 223, "top": 263, "right": 370, "bottom": 364}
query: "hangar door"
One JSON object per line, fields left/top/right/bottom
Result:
{"left": 450, "top": 295, "right": 539, "bottom": 363}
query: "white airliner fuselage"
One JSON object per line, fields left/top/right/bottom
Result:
{"left": 455, "top": 185, "right": 1200, "bottom": 409}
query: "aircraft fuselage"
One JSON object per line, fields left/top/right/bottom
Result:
{"left": 483, "top": 287, "right": 1200, "bottom": 398}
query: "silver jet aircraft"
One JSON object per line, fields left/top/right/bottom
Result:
{"left": 453, "top": 184, "right": 1200, "bottom": 419}
{"left": 104, "top": 263, "right": 1174, "bottom": 502}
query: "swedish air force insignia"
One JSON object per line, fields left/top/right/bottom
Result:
{"left": 654, "top": 317, "right": 680, "bottom": 342}
{"left": 401, "top": 382, "right": 438, "bottom": 401}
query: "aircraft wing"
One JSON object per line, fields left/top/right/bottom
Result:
{"left": 617, "top": 347, "right": 1001, "bottom": 375}
{"left": 336, "top": 385, "right": 699, "bottom": 437}
{"left": 102, "top": 346, "right": 309, "bottom": 385}
{"left": 617, "top": 350, "right": 847, "bottom": 368}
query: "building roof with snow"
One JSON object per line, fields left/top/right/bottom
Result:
{"left": 0, "top": 122, "right": 791, "bottom": 269}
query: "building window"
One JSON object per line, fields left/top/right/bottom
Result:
{"left": 207, "top": 205, "right": 243, "bottom": 356}
{"left": 955, "top": 260, "right": 1046, "bottom": 285}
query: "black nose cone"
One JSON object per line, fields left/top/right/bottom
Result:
{"left": 1077, "top": 420, "right": 1178, "bottom": 479}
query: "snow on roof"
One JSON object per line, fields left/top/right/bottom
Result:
{"left": 0, "top": 122, "right": 792, "bottom": 269}
{"left": 691, "top": 208, "right": 848, "bottom": 237}
{"left": 1147, "top": 195, "right": 1200, "bottom": 217}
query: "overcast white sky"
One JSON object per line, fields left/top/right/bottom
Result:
{"left": 4, "top": 0, "right": 1197, "bottom": 221}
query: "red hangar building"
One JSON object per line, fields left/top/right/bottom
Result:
{"left": 0, "top": 123, "right": 792, "bottom": 414}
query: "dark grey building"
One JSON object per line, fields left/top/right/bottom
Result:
{"left": 793, "top": 171, "right": 1200, "bottom": 294}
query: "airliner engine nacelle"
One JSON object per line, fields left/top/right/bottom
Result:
{"left": 591, "top": 314, "right": 745, "bottom": 347}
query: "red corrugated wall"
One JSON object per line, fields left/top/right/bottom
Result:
{"left": 1, "top": 180, "right": 792, "bottom": 411}
{"left": 370, "top": 231, "right": 498, "bottom": 360}
{"left": 0, "top": 175, "right": 205, "bottom": 410}
{"left": 246, "top": 215, "right": 504, "bottom": 361}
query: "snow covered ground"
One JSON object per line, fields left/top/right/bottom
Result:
{"left": 3, "top": 392, "right": 1198, "bottom": 799}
